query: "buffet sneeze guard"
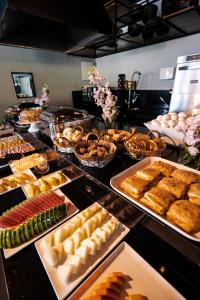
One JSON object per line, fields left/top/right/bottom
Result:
{"left": 169, "top": 53, "right": 200, "bottom": 112}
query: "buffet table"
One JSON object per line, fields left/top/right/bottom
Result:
{"left": 0, "top": 128, "right": 200, "bottom": 300}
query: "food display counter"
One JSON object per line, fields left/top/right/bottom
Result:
{"left": 0, "top": 128, "right": 199, "bottom": 300}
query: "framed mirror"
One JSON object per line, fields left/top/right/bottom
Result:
{"left": 11, "top": 72, "right": 36, "bottom": 98}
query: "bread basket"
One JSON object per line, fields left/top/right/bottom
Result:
{"left": 98, "top": 128, "right": 136, "bottom": 149}
{"left": 74, "top": 133, "right": 117, "bottom": 168}
{"left": 54, "top": 126, "right": 86, "bottom": 153}
{"left": 124, "top": 130, "right": 166, "bottom": 160}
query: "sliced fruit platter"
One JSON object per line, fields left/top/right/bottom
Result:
{"left": 0, "top": 189, "right": 79, "bottom": 258}
{"left": 0, "top": 169, "right": 36, "bottom": 195}
{"left": 22, "top": 170, "right": 70, "bottom": 198}
{"left": 35, "top": 202, "right": 129, "bottom": 300}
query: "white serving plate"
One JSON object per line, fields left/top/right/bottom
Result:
{"left": 21, "top": 170, "right": 71, "bottom": 198}
{"left": 3, "top": 189, "right": 79, "bottom": 259}
{"left": 110, "top": 157, "right": 200, "bottom": 242}
{"left": 35, "top": 203, "right": 130, "bottom": 300}
{"left": 0, "top": 169, "right": 36, "bottom": 196}
{"left": 69, "top": 242, "right": 185, "bottom": 300}
{"left": 144, "top": 122, "right": 184, "bottom": 146}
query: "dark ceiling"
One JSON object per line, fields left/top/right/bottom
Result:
{"left": 69, "top": 0, "right": 200, "bottom": 58}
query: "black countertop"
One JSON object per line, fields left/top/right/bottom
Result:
{"left": 0, "top": 129, "right": 200, "bottom": 300}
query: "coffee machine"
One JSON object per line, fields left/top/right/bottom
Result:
{"left": 169, "top": 53, "right": 200, "bottom": 112}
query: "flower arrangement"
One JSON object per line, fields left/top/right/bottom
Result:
{"left": 179, "top": 114, "right": 200, "bottom": 169}
{"left": 35, "top": 83, "right": 50, "bottom": 109}
{"left": 88, "top": 66, "right": 118, "bottom": 129}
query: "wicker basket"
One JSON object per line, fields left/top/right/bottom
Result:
{"left": 124, "top": 131, "right": 166, "bottom": 160}
{"left": 54, "top": 126, "right": 86, "bottom": 153}
{"left": 97, "top": 128, "right": 135, "bottom": 149}
{"left": 74, "top": 139, "right": 117, "bottom": 168}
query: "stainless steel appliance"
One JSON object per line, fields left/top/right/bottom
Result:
{"left": 169, "top": 53, "right": 200, "bottom": 112}
{"left": 39, "top": 106, "right": 93, "bottom": 140}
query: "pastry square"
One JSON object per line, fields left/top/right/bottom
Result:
{"left": 188, "top": 183, "right": 200, "bottom": 205}
{"left": 158, "top": 177, "right": 188, "bottom": 199}
{"left": 171, "top": 169, "right": 199, "bottom": 185}
{"left": 140, "top": 187, "right": 175, "bottom": 215}
{"left": 150, "top": 161, "right": 176, "bottom": 177}
{"left": 167, "top": 200, "right": 200, "bottom": 233}
{"left": 120, "top": 176, "right": 150, "bottom": 199}
{"left": 135, "top": 168, "right": 161, "bottom": 183}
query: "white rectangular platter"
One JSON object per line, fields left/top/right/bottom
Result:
{"left": 35, "top": 203, "right": 130, "bottom": 300}
{"left": 0, "top": 169, "right": 37, "bottom": 196}
{"left": 110, "top": 156, "right": 200, "bottom": 242}
{"left": 3, "top": 189, "right": 79, "bottom": 259}
{"left": 21, "top": 169, "right": 71, "bottom": 198}
{"left": 144, "top": 122, "right": 184, "bottom": 146}
{"left": 69, "top": 242, "right": 185, "bottom": 300}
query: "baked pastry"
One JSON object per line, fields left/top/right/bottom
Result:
{"left": 19, "top": 110, "right": 39, "bottom": 124}
{"left": 125, "top": 295, "right": 147, "bottom": 300}
{"left": 0, "top": 185, "right": 7, "bottom": 193}
{"left": 135, "top": 167, "right": 161, "bottom": 183}
{"left": 45, "top": 176, "right": 60, "bottom": 187}
{"left": 188, "top": 183, "right": 200, "bottom": 205}
{"left": 19, "top": 172, "right": 34, "bottom": 183}
{"left": 120, "top": 176, "right": 150, "bottom": 199}
{"left": 171, "top": 169, "right": 199, "bottom": 185}
{"left": 11, "top": 153, "right": 41, "bottom": 171}
{"left": 167, "top": 200, "right": 200, "bottom": 233}
{"left": 25, "top": 183, "right": 41, "bottom": 197}
{"left": 83, "top": 272, "right": 127, "bottom": 300}
{"left": 150, "top": 161, "right": 176, "bottom": 177}
{"left": 158, "top": 177, "right": 188, "bottom": 199}
{"left": 39, "top": 179, "right": 51, "bottom": 193}
{"left": 140, "top": 187, "right": 175, "bottom": 215}
{"left": 54, "top": 171, "right": 66, "bottom": 184}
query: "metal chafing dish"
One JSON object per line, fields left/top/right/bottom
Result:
{"left": 39, "top": 106, "right": 94, "bottom": 140}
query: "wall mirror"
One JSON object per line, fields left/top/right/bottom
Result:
{"left": 11, "top": 72, "right": 36, "bottom": 98}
